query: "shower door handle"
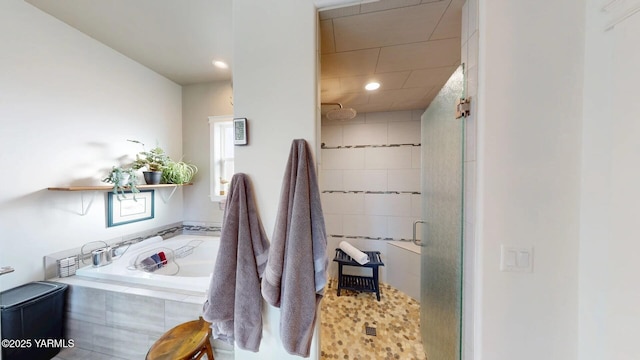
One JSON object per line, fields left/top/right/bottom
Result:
{"left": 413, "top": 220, "right": 426, "bottom": 247}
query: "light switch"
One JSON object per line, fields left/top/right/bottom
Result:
{"left": 500, "top": 245, "right": 533, "bottom": 273}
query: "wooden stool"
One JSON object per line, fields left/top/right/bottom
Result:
{"left": 146, "top": 317, "right": 215, "bottom": 360}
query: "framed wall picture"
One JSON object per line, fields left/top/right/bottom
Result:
{"left": 234, "top": 118, "right": 248, "bottom": 145}
{"left": 107, "top": 190, "right": 155, "bottom": 227}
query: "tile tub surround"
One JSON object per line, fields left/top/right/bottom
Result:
{"left": 43, "top": 221, "right": 222, "bottom": 280}
{"left": 386, "top": 241, "right": 420, "bottom": 301}
{"left": 55, "top": 276, "right": 233, "bottom": 360}
{"left": 320, "top": 278, "right": 425, "bottom": 360}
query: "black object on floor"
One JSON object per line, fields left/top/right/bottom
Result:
{"left": 0, "top": 281, "right": 68, "bottom": 360}
{"left": 333, "top": 249, "right": 385, "bottom": 301}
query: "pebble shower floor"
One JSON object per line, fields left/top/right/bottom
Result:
{"left": 320, "top": 279, "right": 426, "bottom": 360}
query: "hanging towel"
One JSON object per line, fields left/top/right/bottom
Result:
{"left": 262, "top": 139, "right": 328, "bottom": 357}
{"left": 202, "top": 173, "right": 270, "bottom": 352}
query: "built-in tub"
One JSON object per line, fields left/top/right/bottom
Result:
{"left": 75, "top": 234, "right": 219, "bottom": 293}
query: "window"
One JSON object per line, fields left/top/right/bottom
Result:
{"left": 209, "top": 115, "right": 234, "bottom": 201}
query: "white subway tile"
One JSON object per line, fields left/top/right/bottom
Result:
{"left": 365, "top": 147, "right": 412, "bottom": 169}
{"left": 388, "top": 169, "right": 420, "bottom": 192}
{"left": 320, "top": 169, "right": 343, "bottom": 191}
{"left": 321, "top": 193, "right": 364, "bottom": 215}
{"left": 412, "top": 109, "right": 425, "bottom": 121}
{"left": 364, "top": 193, "right": 411, "bottom": 217}
{"left": 411, "top": 194, "right": 422, "bottom": 217}
{"left": 343, "top": 215, "right": 388, "bottom": 238}
{"left": 388, "top": 121, "right": 421, "bottom": 144}
{"left": 366, "top": 110, "right": 412, "bottom": 123}
{"left": 387, "top": 216, "right": 417, "bottom": 240}
{"left": 322, "top": 148, "right": 365, "bottom": 169}
{"left": 343, "top": 169, "right": 387, "bottom": 191}
{"left": 321, "top": 125, "right": 343, "bottom": 147}
{"left": 323, "top": 214, "right": 344, "bottom": 235}
{"left": 343, "top": 123, "right": 387, "bottom": 146}
{"left": 412, "top": 146, "right": 422, "bottom": 168}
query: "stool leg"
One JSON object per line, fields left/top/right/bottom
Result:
{"left": 204, "top": 332, "right": 215, "bottom": 360}
{"left": 337, "top": 264, "right": 343, "bottom": 296}
{"left": 373, "top": 266, "right": 380, "bottom": 301}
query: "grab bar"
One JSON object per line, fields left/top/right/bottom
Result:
{"left": 413, "top": 220, "right": 426, "bottom": 247}
{"left": 1, "top": 266, "right": 15, "bottom": 276}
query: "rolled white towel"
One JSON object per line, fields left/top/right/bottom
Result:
{"left": 339, "top": 241, "right": 369, "bottom": 265}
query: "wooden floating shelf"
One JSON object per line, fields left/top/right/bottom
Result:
{"left": 47, "top": 183, "right": 194, "bottom": 215}
{"left": 48, "top": 183, "right": 193, "bottom": 191}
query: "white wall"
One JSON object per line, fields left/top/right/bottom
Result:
{"left": 579, "top": 1, "right": 640, "bottom": 359}
{"left": 0, "top": 0, "right": 183, "bottom": 291}
{"left": 232, "top": 0, "right": 320, "bottom": 359}
{"left": 320, "top": 110, "right": 423, "bottom": 292}
{"left": 182, "top": 81, "right": 233, "bottom": 223}
{"left": 476, "top": 1, "right": 584, "bottom": 359}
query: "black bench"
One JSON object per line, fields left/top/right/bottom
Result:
{"left": 333, "top": 249, "right": 385, "bottom": 301}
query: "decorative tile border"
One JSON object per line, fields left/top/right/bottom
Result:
{"left": 330, "top": 234, "right": 416, "bottom": 242}
{"left": 321, "top": 143, "right": 420, "bottom": 149}
{"left": 323, "top": 190, "right": 421, "bottom": 195}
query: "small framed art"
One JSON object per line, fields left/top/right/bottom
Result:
{"left": 234, "top": 118, "right": 248, "bottom": 145}
{"left": 107, "top": 190, "right": 155, "bottom": 227}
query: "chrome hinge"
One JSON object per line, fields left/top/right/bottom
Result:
{"left": 455, "top": 97, "right": 471, "bottom": 119}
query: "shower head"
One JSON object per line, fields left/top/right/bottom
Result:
{"left": 322, "top": 102, "right": 357, "bottom": 121}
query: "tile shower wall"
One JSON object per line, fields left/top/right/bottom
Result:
{"left": 320, "top": 110, "right": 423, "bottom": 287}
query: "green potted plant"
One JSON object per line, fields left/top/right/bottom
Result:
{"left": 128, "top": 140, "right": 171, "bottom": 184}
{"left": 102, "top": 166, "right": 139, "bottom": 200}
{"left": 161, "top": 161, "right": 198, "bottom": 184}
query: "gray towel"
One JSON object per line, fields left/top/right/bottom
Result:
{"left": 262, "top": 139, "right": 328, "bottom": 357}
{"left": 202, "top": 173, "right": 270, "bottom": 352}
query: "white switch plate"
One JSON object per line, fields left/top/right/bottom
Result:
{"left": 500, "top": 245, "right": 533, "bottom": 273}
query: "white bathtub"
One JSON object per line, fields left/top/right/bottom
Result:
{"left": 75, "top": 235, "right": 219, "bottom": 293}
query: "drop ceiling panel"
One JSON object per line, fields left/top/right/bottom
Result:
{"left": 430, "top": 0, "right": 463, "bottom": 40}
{"left": 321, "top": 48, "right": 380, "bottom": 78}
{"left": 339, "top": 71, "right": 411, "bottom": 92}
{"left": 359, "top": 0, "right": 422, "bottom": 13}
{"left": 323, "top": 92, "right": 370, "bottom": 105}
{"left": 404, "top": 66, "right": 456, "bottom": 88}
{"left": 376, "top": 38, "right": 460, "bottom": 73}
{"left": 368, "top": 87, "right": 431, "bottom": 104}
{"left": 321, "top": 78, "right": 341, "bottom": 93}
{"left": 319, "top": 4, "right": 361, "bottom": 20}
{"left": 332, "top": 2, "right": 449, "bottom": 52}
{"left": 319, "top": 0, "right": 462, "bottom": 114}
{"left": 320, "top": 20, "right": 336, "bottom": 54}
{"left": 389, "top": 98, "right": 433, "bottom": 111}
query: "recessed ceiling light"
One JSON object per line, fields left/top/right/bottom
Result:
{"left": 365, "top": 82, "right": 380, "bottom": 91}
{"left": 213, "top": 60, "right": 228, "bottom": 69}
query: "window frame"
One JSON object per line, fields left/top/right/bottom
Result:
{"left": 208, "top": 115, "right": 235, "bottom": 202}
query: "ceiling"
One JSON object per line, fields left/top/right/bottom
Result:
{"left": 320, "top": 0, "right": 462, "bottom": 114}
{"left": 24, "top": 0, "right": 462, "bottom": 113}
{"left": 25, "top": 0, "right": 233, "bottom": 85}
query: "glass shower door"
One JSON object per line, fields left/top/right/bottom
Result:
{"left": 419, "top": 65, "right": 465, "bottom": 360}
